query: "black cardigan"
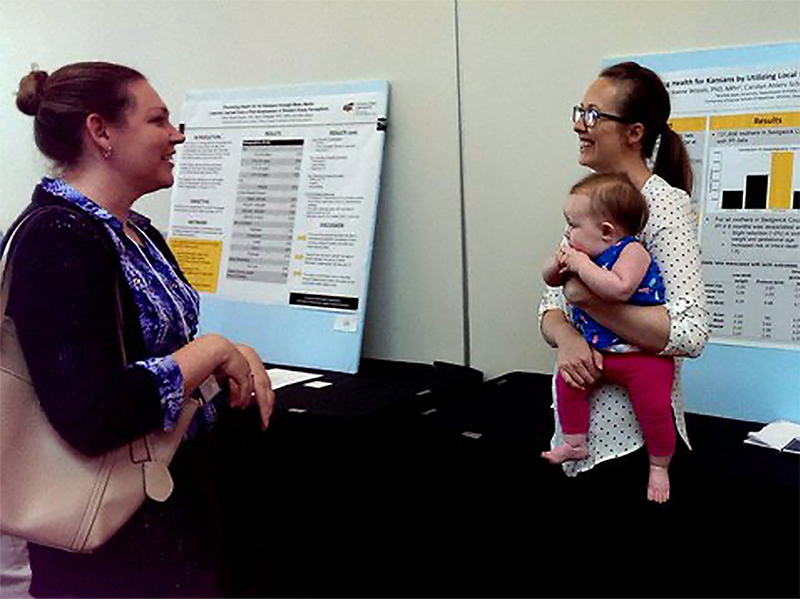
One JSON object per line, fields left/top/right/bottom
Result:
{"left": 4, "top": 185, "right": 177, "bottom": 456}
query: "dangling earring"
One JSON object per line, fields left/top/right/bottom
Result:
{"left": 646, "top": 134, "right": 661, "bottom": 171}
{"left": 103, "top": 146, "right": 113, "bottom": 160}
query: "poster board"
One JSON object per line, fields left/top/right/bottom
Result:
{"left": 608, "top": 43, "right": 799, "bottom": 422}
{"left": 167, "top": 80, "right": 389, "bottom": 373}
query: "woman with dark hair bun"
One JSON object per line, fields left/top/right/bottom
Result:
{"left": 16, "top": 63, "right": 147, "bottom": 169}
{"left": 539, "top": 61, "right": 709, "bottom": 502}
{"left": 2, "top": 62, "right": 276, "bottom": 598}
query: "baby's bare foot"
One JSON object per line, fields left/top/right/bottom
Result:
{"left": 647, "top": 464, "right": 670, "bottom": 503}
{"left": 541, "top": 442, "right": 589, "bottom": 464}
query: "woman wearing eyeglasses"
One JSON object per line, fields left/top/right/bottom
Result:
{"left": 539, "top": 62, "right": 709, "bottom": 501}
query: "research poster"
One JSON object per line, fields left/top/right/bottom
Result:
{"left": 167, "top": 81, "right": 389, "bottom": 373}
{"left": 628, "top": 45, "right": 799, "bottom": 349}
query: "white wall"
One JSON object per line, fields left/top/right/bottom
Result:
{"left": 1, "top": 0, "right": 798, "bottom": 380}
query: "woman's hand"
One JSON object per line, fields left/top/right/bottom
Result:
{"left": 541, "top": 310, "right": 603, "bottom": 390}
{"left": 556, "top": 331, "right": 603, "bottom": 390}
{"left": 173, "top": 334, "right": 275, "bottom": 429}
{"left": 211, "top": 337, "right": 254, "bottom": 408}
{"left": 216, "top": 341, "right": 275, "bottom": 429}
{"left": 234, "top": 344, "right": 275, "bottom": 429}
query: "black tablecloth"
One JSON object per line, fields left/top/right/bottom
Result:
{"left": 215, "top": 364, "right": 799, "bottom": 598}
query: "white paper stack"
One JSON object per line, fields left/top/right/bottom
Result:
{"left": 266, "top": 368, "right": 324, "bottom": 390}
{"left": 744, "top": 420, "right": 800, "bottom": 454}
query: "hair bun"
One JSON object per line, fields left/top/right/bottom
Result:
{"left": 16, "top": 70, "right": 49, "bottom": 116}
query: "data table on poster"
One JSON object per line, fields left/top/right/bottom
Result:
{"left": 226, "top": 139, "right": 304, "bottom": 285}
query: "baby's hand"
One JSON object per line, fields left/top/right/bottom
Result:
{"left": 559, "top": 245, "right": 592, "bottom": 275}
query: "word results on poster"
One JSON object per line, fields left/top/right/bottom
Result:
{"left": 167, "top": 84, "right": 388, "bottom": 317}
{"left": 662, "top": 57, "right": 800, "bottom": 348}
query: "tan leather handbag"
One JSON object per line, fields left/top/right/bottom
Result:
{"left": 0, "top": 210, "right": 200, "bottom": 553}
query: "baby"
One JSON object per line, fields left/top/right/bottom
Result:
{"left": 541, "top": 172, "right": 675, "bottom": 503}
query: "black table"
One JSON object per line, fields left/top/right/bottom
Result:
{"left": 216, "top": 358, "right": 482, "bottom": 597}
{"left": 216, "top": 365, "right": 799, "bottom": 598}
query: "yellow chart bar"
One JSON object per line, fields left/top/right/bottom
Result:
{"left": 769, "top": 151, "right": 794, "bottom": 210}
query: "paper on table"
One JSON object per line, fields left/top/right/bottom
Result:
{"left": 304, "top": 380, "right": 333, "bottom": 389}
{"left": 744, "top": 420, "right": 800, "bottom": 451}
{"left": 266, "top": 368, "right": 323, "bottom": 390}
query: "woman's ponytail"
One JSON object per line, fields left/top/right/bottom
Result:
{"left": 653, "top": 128, "right": 693, "bottom": 194}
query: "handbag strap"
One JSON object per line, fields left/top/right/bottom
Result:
{"left": 0, "top": 209, "right": 44, "bottom": 317}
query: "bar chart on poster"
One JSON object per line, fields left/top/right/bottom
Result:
{"left": 709, "top": 117, "right": 799, "bottom": 212}
{"left": 712, "top": 148, "right": 799, "bottom": 211}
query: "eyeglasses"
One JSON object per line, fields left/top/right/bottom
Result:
{"left": 572, "top": 105, "right": 632, "bottom": 129}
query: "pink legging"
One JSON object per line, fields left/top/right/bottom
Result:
{"left": 556, "top": 353, "right": 676, "bottom": 457}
